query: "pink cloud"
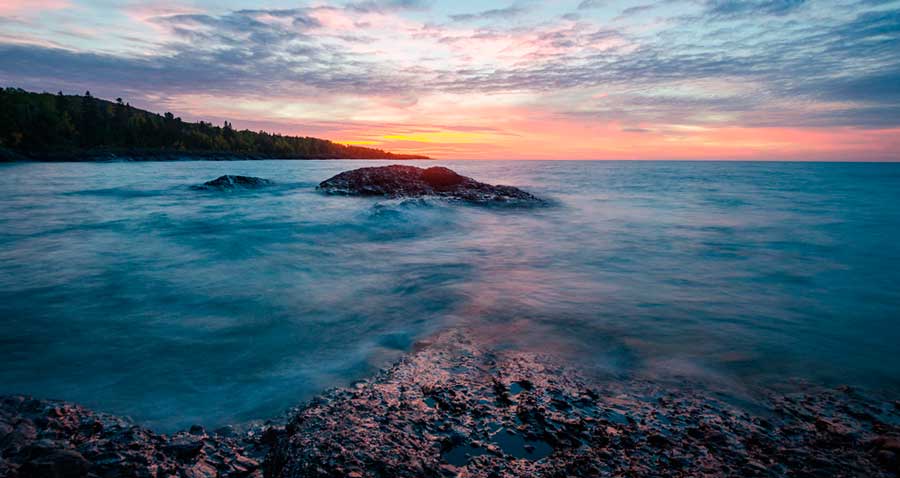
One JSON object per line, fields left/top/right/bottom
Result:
{"left": 0, "top": 0, "right": 69, "bottom": 16}
{"left": 6, "top": 2, "right": 889, "bottom": 162}
{"left": 135, "top": 85, "right": 900, "bottom": 161}
{"left": 124, "top": 3, "right": 203, "bottom": 20}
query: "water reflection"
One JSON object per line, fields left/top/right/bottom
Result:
{"left": 0, "top": 160, "right": 898, "bottom": 431}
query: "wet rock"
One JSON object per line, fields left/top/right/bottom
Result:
{"left": 869, "top": 436, "right": 900, "bottom": 473}
{"left": 421, "top": 166, "right": 466, "bottom": 188}
{"left": 259, "top": 426, "right": 284, "bottom": 446}
{"left": 869, "top": 435, "right": 900, "bottom": 453}
{"left": 165, "top": 436, "right": 204, "bottom": 459}
{"left": 646, "top": 433, "right": 671, "bottom": 448}
{"left": 19, "top": 448, "right": 89, "bottom": 478}
{"left": 0, "top": 396, "right": 269, "bottom": 478}
{"left": 265, "top": 330, "right": 900, "bottom": 478}
{"left": 3, "top": 332, "right": 899, "bottom": 478}
{"left": 193, "top": 175, "right": 273, "bottom": 190}
{"left": 317, "top": 165, "right": 544, "bottom": 204}
{"left": 876, "top": 450, "right": 898, "bottom": 472}
{"left": 183, "top": 460, "right": 218, "bottom": 478}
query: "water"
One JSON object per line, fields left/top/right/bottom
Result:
{"left": 1, "top": 160, "right": 898, "bottom": 432}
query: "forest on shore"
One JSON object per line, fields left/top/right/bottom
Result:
{"left": 0, "top": 88, "right": 428, "bottom": 161}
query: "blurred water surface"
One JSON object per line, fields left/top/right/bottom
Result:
{"left": 1, "top": 160, "right": 898, "bottom": 431}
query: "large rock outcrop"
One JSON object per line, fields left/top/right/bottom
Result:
{"left": 317, "top": 165, "right": 544, "bottom": 204}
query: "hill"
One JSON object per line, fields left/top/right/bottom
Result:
{"left": 0, "top": 88, "right": 429, "bottom": 161}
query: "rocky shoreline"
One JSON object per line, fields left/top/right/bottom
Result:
{"left": 0, "top": 396, "right": 274, "bottom": 478}
{"left": 3, "top": 330, "right": 899, "bottom": 477}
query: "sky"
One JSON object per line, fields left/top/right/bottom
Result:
{"left": 0, "top": 0, "right": 899, "bottom": 160}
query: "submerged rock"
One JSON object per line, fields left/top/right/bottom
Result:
{"left": 317, "top": 165, "right": 544, "bottom": 204}
{"left": 194, "top": 175, "right": 273, "bottom": 190}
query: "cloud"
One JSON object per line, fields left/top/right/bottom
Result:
{"left": 450, "top": 5, "right": 530, "bottom": 22}
{"left": 816, "top": 70, "right": 900, "bottom": 103}
{"left": 616, "top": 4, "right": 657, "bottom": 19}
{"left": 345, "top": 0, "right": 432, "bottom": 13}
{"left": 0, "top": 0, "right": 898, "bottom": 137}
{"left": 577, "top": 0, "right": 606, "bottom": 10}
{"left": 0, "top": 0, "right": 69, "bottom": 16}
{"left": 705, "top": 0, "right": 807, "bottom": 18}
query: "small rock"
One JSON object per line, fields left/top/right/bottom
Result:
{"left": 19, "top": 448, "right": 89, "bottom": 478}
{"left": 869, "top": 436, "right": 900, "bottom": 453}
{"left": 647, "top": 434, "right": 670, "bottom": 448}
{"left": 259, "top": 426, "right": 283, "bottom": 446}
{"left": 182, "top": 461, "right": 218, "bottom": 478}
{"left": 214, "top": 425, "right": 237, "bottom": 438}
{"left": 876, "top": 450, "right": 897, "bottom": 471}
{"left": 164, "top": 437, "right": 204, "bottom": 460}
{"left": 194, "top": 175, "right": 273, "bottom": 191}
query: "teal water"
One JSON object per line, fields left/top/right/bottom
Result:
{"left": 1, "top": 160, "right": 898, "bottom": 431}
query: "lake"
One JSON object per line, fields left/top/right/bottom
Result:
{"left": 1, "top": 160, "right": 898, "bottom": 431}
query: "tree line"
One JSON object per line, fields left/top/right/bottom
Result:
{"left": 0, "top": 88, "right": 428, "bottom": 160}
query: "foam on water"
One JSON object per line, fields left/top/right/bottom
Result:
{"left": 1, "top": 160, "right": 898, "bottom": 431}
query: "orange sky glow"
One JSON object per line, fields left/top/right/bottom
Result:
{"left": 1, "top": 0, "right": 898, "bottom": 160}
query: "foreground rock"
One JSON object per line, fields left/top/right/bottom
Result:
{"left": 317, "top": 165, "right": 544, "bottom": 204}
{"left": 3, "top": 332, "right": 899, "bottom": 477}
{"left": 193, "top": 175, "right": 273, "bottom": 191}
{"left": 267, "top": 330, "right": 900, "bottom": 478}
{"left": 0, "top": 396, "right": 274, "bottom": 478}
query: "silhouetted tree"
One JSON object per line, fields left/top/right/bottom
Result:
{"left": 0, "top": 88, "right": 428, "bottom": 159}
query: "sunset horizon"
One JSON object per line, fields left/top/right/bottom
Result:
{"left": 2, "top": 0, "right": 898, "bottom": 160}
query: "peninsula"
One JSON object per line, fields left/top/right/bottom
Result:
{"left": 0, "top": 88, "right": 429, "bottom": 162}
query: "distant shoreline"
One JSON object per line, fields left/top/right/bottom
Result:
{"left": 0, "top": 148, "right": 431, "bottom": 163}
{"left": 0, "top": 88, "right": 430, "bottom": 162}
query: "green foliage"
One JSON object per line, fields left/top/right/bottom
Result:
{"left": 0, "top": 88, "right": 428, "bottom": 160}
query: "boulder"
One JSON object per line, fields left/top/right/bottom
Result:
{"left": 317, "top": 165, "right": 544, "bottom": 204}
{"left": 194, "top": 175, "right": 273, "bottom": 190}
